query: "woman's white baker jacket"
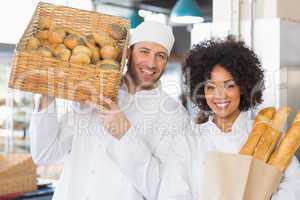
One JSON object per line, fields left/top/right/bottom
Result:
{"left": 29, "top": 85, "right": 190, "bottom": 200}
{"left": 159, "top": 112, "right": 300, "bottom": 200}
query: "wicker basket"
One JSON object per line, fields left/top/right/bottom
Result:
{"left": 0, "top": 154, "right": 37, "bottom": 196}
{"left": 9, "top": 2, "right": 130, "bottom": 104}
{"left": 0, "top": 175, "right": 37, "bottom": 196}
{"left": 0, "top": 154, "right": 36, "bottom": 179}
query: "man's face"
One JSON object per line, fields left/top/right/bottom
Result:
{"left": 127, "top": 41, "right": 169, "bottom": 89}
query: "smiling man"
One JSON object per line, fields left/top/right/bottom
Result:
{"left": 30, "top": 21, "right": 190, "bottom": 200}
{"left": 124, "top": 21, "right": 174, "bottom": 92}
{"left": 127, "top": 42, "right": 167, "bottom": 89}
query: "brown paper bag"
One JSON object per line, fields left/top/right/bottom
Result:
{"left": 202, "top": 152, "right": 283, "bottom": 200}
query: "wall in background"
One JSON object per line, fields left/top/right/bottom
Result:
{"left": 0, "top": 0, "right": 92, "bottom": 44}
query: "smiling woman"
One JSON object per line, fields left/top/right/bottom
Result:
{"left": 204, "top": 65, "right": 241, "bottom": 132}
{"left": 159, "top": 38, "right": 300, "bottom": 200}
{"left": 184, "top": 38, "right": 264, "bottom": 128}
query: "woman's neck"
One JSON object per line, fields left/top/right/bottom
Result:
{"left": 212, "top": 110, "right": 241, "bottom": 133}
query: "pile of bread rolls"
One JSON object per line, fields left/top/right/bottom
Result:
{"left": 26, "top": 16, "right": 127, "bottom": 70}
{"left": 240, "top": 107, "right": 300, "bottom": 172}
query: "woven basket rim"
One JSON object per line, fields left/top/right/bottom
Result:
{"left": 16, "top": 1, "right": 130, "bottom": 49}
{"left": 9, "top": 1, "right": 130, "bottom": 104}
{"left": 38, "top": 2, "right": 130, "bottom": 25}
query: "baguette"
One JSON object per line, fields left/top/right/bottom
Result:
{"left": 268, "top": 111, "right": 300, "bottom": 171}
{"left": 253, "top": 107, "right": 291, "bottom": 162}
{"left": 240, "top": 107, "right": 276, "bottom": 155}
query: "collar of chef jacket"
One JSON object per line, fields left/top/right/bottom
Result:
{"left": 118, "top": 77, "right": 164, "bottom": 113}
{"left": 194, "top": 111, "right": 253, "bottom": 154}
{"left": 198, "top": 111, "right": 252, "bottom": 137}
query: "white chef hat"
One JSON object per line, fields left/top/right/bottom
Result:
{"left": 129, "top": 21, "right": 175, "bottom": 55}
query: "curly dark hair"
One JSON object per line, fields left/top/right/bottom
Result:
{"left": 183, "top": 38, "right": 265, "bottom": 113}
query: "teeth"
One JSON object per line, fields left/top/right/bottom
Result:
{"left": 141, "top": 69, "right": 154, "bottom": 75}
{"left": 215, "top": 102, "right": 229, "bottom": 109}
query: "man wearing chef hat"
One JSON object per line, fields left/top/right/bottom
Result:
{"left": 125, "top": 20, "right": 175, "bottom": 92}
{"left": 30, "top": 21, "right": 191, "bottom": 200}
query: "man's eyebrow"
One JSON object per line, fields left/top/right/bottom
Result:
{"left": 157, "top": 51, "right": 168, "bottom": 56}
{"left": 137, "top": 47, "right": 168, "bottom": 56}
{"left": 137, "top": 47, "right": 150, "bottom": 51}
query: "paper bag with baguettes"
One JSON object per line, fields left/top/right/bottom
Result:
{"left": 202, "top": 107, "right": 300, "bottom": 200}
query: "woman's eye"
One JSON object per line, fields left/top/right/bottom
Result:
{"left": 206, "top": 85, "right": 215, "bottom": 90}
{"left": 226, "top": 83, "right": 236, "bottom": 89}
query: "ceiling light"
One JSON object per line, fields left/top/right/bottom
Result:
{"left": 170, "top": 0, "right": 204, "bottom": 24}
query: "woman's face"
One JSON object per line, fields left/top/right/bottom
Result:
{"left": 204, "top": 65, "right": 241, "bottom": 120}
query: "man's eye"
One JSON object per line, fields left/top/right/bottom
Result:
{"left": 158, "top": 54, "right": 166, "bottom": 60}
{"left": 140, "top": 50, "right": 148, "bottom": 54}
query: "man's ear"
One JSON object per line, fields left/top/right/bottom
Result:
{"left": 127, "top": 45, "right": 135, "bottom": 59}
{"left": 126, "top": 48, "right": 130, "bottom": 59}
